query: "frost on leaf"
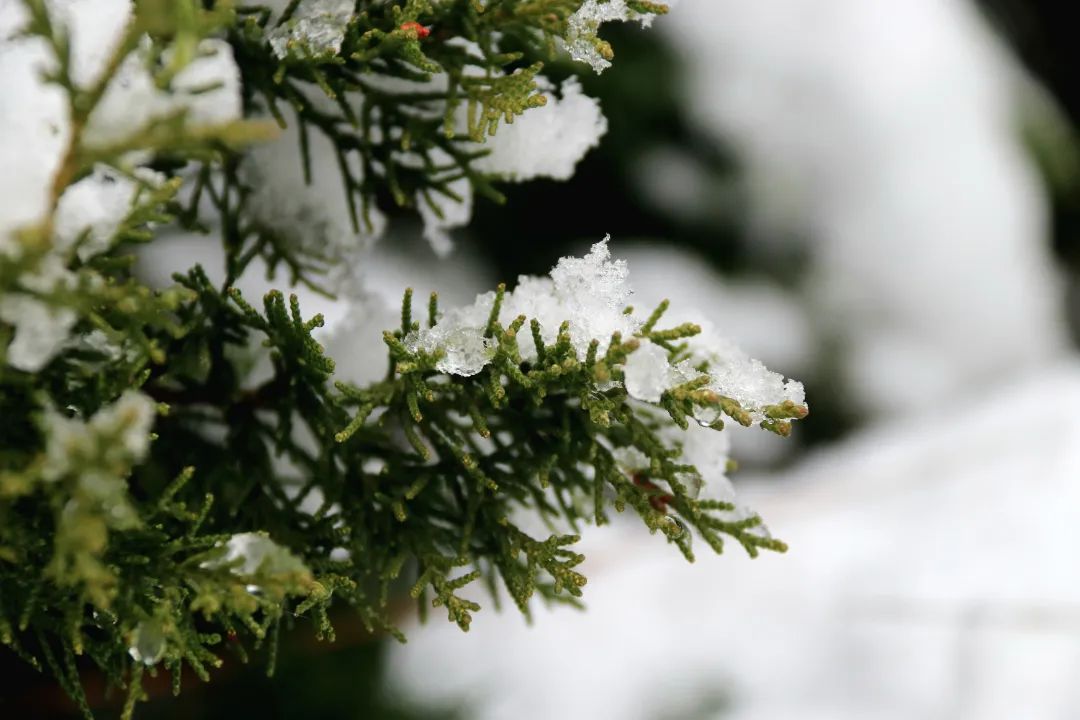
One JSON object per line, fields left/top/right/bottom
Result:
{"left": 268, "top": 0, "right": 355, "bottom": 60}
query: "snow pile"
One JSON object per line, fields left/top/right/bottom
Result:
{"left": 3, "top": 163, "right": 167, "bottom": 371}
{"left": 0, "top": 256, "right": 78, "bottom": 371}
{"left": 1, "top": 1, "right": 239, "bottom": 249}
{"left": 404, "top": 238, "right": 637, "bottom": 375}
{"left": 54, "top": 165, "right": 164, "bottom": 260}
{"left": 86, "top": 37, "right": 242, "bottom": 148}
{"left": 353, "top": 43, "right": 609, "bottom": 255}
{"left": 0, "top": 1, "right": 74, "bottom": 250}
{"left": 473, "top": 78, "right": 608, "bottom": 181}
{"left": 623, "top": 331, "right": 805, "bottom": 421}
{"left": 416, "top": 75, "right": 607, "bottom": 253}
{"left": 618, "top": 244, "right": 815, "bottom": 465}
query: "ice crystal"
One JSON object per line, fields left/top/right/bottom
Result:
{"left": 405, "top": 302, "right": 498, "bottom": 377}
{"left": 268, "top": 0, "right": 354, "bottom": 60}
{"left": 525, "top": 236, "right": 635, "bottom": 358}
{"left": 565, "top": 0, "right": 666, "bottom": 73}
{"left": 211, "top": 532, "right": 310, "bottom": 578}
{"left": 609, "top": 444, "right": 650, "bottom": 473}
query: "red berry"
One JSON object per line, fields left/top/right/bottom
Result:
{"left": 400, "top": 21, "right": 430, "bottom": 39}
{"left": 633, "top": 473, "right": 673, "bottom": 512}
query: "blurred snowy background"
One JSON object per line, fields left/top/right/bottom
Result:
{"left": 43, "top": 0, "right": 1077, "bottom": 717}
{"left": 379, "top": 1, "right": 1080, "bottom": 719}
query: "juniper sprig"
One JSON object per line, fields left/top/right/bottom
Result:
{"left": 0, "top": 2, "right": 806, "bottom": 717}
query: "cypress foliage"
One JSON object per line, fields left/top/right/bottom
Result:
{"left": 0, "top": 2, "right": 805, "bottom": 716}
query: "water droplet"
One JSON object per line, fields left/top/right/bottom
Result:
{"left": 662, "top": 515, "right": 688, "bottom": 538}
{"left": 92, "top": 609, "right": 118, "bottom": 625}
{"left": 693, "top": 405, "right": 722, "bottom": 427}
{"left": 682, "top": 473, "right": 704, "bottom": 500}
{"left": 664, "top": 516, "right": 693, "bottom": 551}
{"left": 128, "top": 620, "right": 166, "bottom": 666}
